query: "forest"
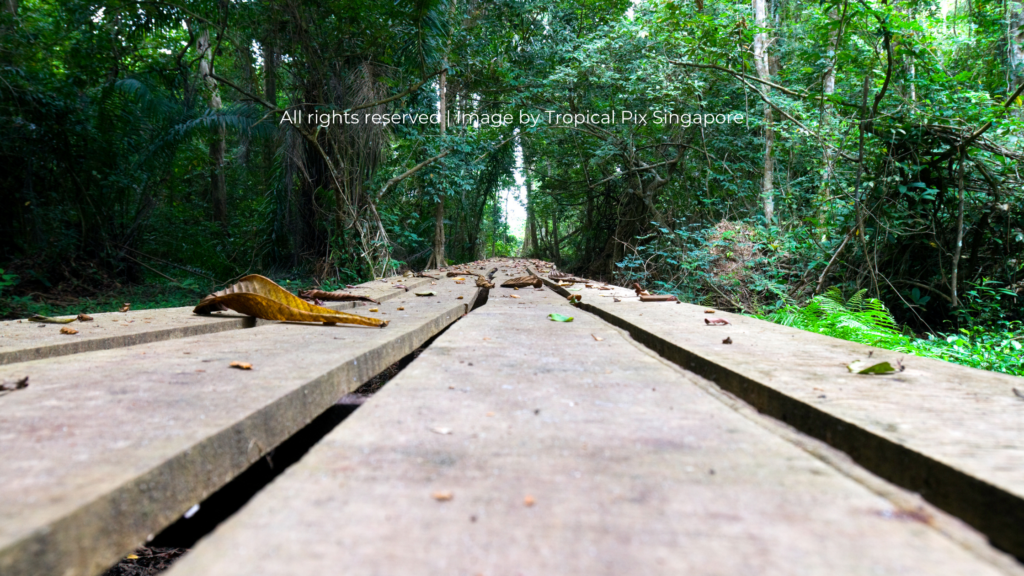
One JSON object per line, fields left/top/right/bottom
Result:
{"left": 1, "top": 0, "right": 1022, "bottom": 374}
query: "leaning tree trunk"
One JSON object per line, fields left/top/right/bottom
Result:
{"left": 753, "top": 0, "right": 774, "bottom": 225}
{"left": 198, "top": 30, "right": 227, "bottom": 227}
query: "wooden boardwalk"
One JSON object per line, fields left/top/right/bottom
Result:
{"left": 1, "top": 259, "right": 1022, "bottom": 576}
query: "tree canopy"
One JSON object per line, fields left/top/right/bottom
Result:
{"left": 1, "top": 0, "right": 1021, "bottom": 334}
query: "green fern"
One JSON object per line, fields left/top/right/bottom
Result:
{"left": 760, "top": 288, "right": 912, "bottom": 350}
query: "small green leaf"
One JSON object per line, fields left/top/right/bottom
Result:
{"left": 847, "top": 360, "right": 895, "bottom": 374}
{"left": 548, "top": 313, "right": 574, "bottom": 322}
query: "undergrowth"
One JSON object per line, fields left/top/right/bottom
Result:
{"left": 760, "top": 289, "right": 1024, "bottom": 377}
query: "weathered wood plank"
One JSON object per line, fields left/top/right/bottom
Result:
{"left": 0, "top": 279, "right": 477, "bottom": 576}
{"left": 0, "top": 277, "right": 430, "bottom": 366}
{"left": 161, "top": 273, "right": 1010, "bottom": 576}
{"left": 537, "top": 272, "right": 1024, "bottom": 559}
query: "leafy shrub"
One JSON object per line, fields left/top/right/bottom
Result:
{"left": 759, "top": 288, "right": 1024, "bottom": 377}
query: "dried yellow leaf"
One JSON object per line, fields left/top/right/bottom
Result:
{"left": 194, "top": 275, "right": 387, "bottom": 328}
{"left": 369, "top": 308, "right": 379, "bottom": 312}
{"left": 229, "top": 361, "right": 252, "bottom": 370}
{"left": 432, "top": 491, "right": 453, "bottom": 501}
{"left": 59, "top": 326, "right": 78, "bottom": 335}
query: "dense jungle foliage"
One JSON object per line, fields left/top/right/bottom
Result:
{"left": 0, "top": 0, "right": 1021, "bottom": 373}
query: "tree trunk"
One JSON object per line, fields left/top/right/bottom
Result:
{"left": 819, "top": 6, "right": 843, "bottom": 224}
{"left": 951, "top": 148, "right": 966, "bottom": 307}
{"left": 1011, "top": 0, "right": 1024, "bottom": 93}
{"left": 521, "top": 153, "right": 536, "bottom": 256}
{"left": 198, "top": 30, "right": 227, "bottom": 227}
{"left": 552, "top": 209, "right": 561, "bottom": 264}
{"left": 428, "top": 66, "right": 448, "bottom": 268}
{"left": 753, "top": 0, "right": 774, "bottom": 224}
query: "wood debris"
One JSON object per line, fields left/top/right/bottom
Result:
{"left": 298, "top": 289, "right": 380, "bottom": 304}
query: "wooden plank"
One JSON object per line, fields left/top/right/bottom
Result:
{"left": 0, "top": 277, "right": 431, "bottom": 366}
{"left": 161, "top": 268, "right": 1012, "bottom": 576}
{"left": 536, "top": 272, "right": 1024, "bottom": 559}
{"left": 0, "top": 279, "right": 478, "bottom": 576}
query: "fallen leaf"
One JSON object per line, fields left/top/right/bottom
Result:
{"left": 568, "top": 294, "right": 582, "bottom": 303}
{"left": 126, "top": 555, "right": 139, "bottom": 560}
{"left": 510, "top": 294, "right": 520, "bottom": 299}
{"left": 369, "top": 308, "right": 380, "bottom": 312}
{"left": 415, "top": 291, "right": 437, "bottom": 296}
{"left": 59, "top": 326, "right": 78, "bottom": 335}
{"left": 548, "top": 313, "right": 574, "bottom": 322}
{"left": 120, "top": 303, "right": 131, "bottom": 313}
{"left": 457, "top": 295, "right": 465, "bottom": 299}
{"left": 77, "top": 314, "right": 94, "bottom": 322}
{"left": 194, "top": 275, "right": 387, "bottom": 328}
{"left": 476, "top": 277, "right": 495, "bottom": 289}
{"left": 298, "top": 289, "right": 380, "bottom": 304}
{"left": 0, "top": 376, "right": 29, "bottom": 396}
{"left": 486, "top": 412, "right": 495, "bottom": 416}
{"left": 229, "top": 361, "right": 253, "bottom": 370}
{"left": 592, "top": 334, "right": 604, "bottom": 341}
{"left": 704, "top": 318, "right": 730, "bottom": 325}
{"left": 598, "top": 286, "right": 612, "bottom": 290}
{"left": 27, "top": 315, "right": 77, "bottom": 324}
{"left": 431, "top": 426, "right": 452, "bottom": 435}
{"left": 397, "top": 306, "right": 405, "bottom": 310}
{"left": 454, "top": 277, "right": 466, "bottom": 281}
{"left": 704, "top": 309, "right": 716, "bottom": 314}
{"left": 524, "top": 495, "right": 536, "bottom": 507}
{"left": 432, "top": 491, "right": 453, "bottom": 501}
{"left": 722, "top": 336, "right": 733, "bottom": 344}
{"left": 847, "top": 360, "right": 895, "bottom": 374}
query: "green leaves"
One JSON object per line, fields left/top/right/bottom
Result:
{"left": 548, "top": 313, "right": 573, "bottom": 322}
